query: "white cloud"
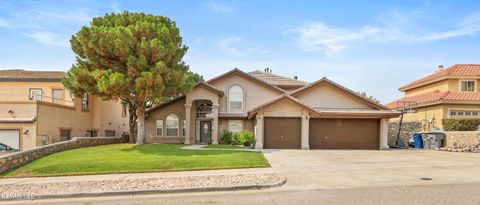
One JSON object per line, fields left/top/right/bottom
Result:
{"left": 111, "top": 1, "right": 121, "bottom": 13}
{"left": 0, "top": 18, "right": 12, "bottom": 29}
{"left": 288, "top": 12, "right": 480, "bottom": 55}
{"left": 207, "top": 0, "right": 234, "bottom": 14}
{"left": 22, "top": 31, "right": 70, "bottom": 47}
{"left": 215, "top": 36, "right": 270, "bottom": 58}
{"left": 0, "top": 7, "right": 95, "bottom": 47}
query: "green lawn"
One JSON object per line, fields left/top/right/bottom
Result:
{"left": 204, "top": 144, "right": 245, "bottom": 149}
{"left": 3, "top": 144, "right": 269, "bottom": 178}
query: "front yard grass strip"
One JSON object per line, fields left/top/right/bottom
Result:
{"left": 3, "top": 143, "right": 269, "bottom": 178}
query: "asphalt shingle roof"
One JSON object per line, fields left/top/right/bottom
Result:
{"left": 248, "top": 70, "right": 309, "bottom": 87}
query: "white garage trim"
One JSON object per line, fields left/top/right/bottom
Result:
{"left": 0, "top": 129, "right": 20, "bottom": 149}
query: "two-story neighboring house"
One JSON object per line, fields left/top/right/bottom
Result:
{"left": 145, "top": 68, "right": 400, "bottom": 150}
{"left": 0, "top": 69, "right": 129, "bottom": 150}
{"left": 386, "top": 64, "right": 480, "bottom": 130}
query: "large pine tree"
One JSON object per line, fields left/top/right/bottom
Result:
{"left": 63, "top": 12, "right": 200, "bottom": 144}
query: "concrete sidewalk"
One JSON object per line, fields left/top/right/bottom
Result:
{"left": 0, "top": 168, "right": 285, "bottom": 201}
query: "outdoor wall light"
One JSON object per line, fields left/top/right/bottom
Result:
{"left": 8, "top": 110, "right": 14, "bottom": 115}
{"left": 23, "top": 130, "right": 29, "bottom": 135}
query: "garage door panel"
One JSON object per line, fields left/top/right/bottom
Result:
{"left": 310, "top": 119, "right": 379, "bottom": 150}
{"left": 0, "top": 130, "right": 20, "bottom": 149}
{"left": 264, "top": 117, "right": 301, "bottom": 149}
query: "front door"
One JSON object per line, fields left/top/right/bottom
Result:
{"left": 200, "top": 121, "right": 212, "bottom": 143}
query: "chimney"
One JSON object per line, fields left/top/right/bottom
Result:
{"left": 293, "top": 76, "right": 298, "bottom": 80}
{"left": 438, "top": 65, "right": 444, "bottom": 70}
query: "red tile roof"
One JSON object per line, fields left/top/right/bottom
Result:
{"left": 399, "top": 64, "right": 480, "bottom": 91}
{"left": 386, "top": 90, "right": 480, "bottom": 109}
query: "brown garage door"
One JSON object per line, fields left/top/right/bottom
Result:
{"left": 309, "top": 119, "right": 379, "bottom": 150}
{"left": 264, "top": 117, "right": 301, "bottom": 149}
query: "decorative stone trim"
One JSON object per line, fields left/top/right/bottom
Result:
{"left": 438, "top": 131, "right": 480, "bottom": 153}
{"left": 0, "top": 135, "right": 128, "bottom": 174}
{"left": 388, "top": 121, "right": 422, "bottom": 146}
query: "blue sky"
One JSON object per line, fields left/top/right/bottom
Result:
{"left": 1, "top": 0, "right": 480, "bottom": 103}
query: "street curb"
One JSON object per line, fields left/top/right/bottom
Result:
{"left": 1, "top": 176, "right": 287, "bottom": 201}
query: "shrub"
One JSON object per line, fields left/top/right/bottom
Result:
{"left": 234, "top": 130, "right": 256, "bottom": 147}
{"left": 220, "top": 130, "right": 235, "bottom": 145}
{"left": 442, "top": 119, "right": 480, "bottom": 131}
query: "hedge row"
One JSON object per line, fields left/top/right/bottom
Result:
{"left": 442, "top": 119, "right": 480, "bottom": 131}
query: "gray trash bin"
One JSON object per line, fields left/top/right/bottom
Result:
{"left": 422, "top": 134, "right": 431, "bottom": 149}
{"left": 421, "top": 132, "right": 445, "bottom": 149}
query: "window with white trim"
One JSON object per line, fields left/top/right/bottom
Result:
{"left": 461, "top": 80, "right": 476, "bottom": 92}
{"left": 228, "top": 120, "right": 243, "bottom": 134}
{"left": 82, "top": 93, "right": 89, "bottom": 111}
{"left": 450, "top": 110, "right": 480, "bottom": 118}
{"left": 228, "top": 85, "right": 244, "bottom": 111}
{"left": 29, "top": 88, "right": 42, "bottom": 101}
{"left": 156, "top": 120, "right": 163, "bottom": 136}
{"left": 166, "top": 114, "right": 179, "bottom": 136}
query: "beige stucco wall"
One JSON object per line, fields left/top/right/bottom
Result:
{"left": 294, "top": 83, "right": 373, "bottom": 109}
{"left": 145, "top": 98, "right": 186, "bottom": 144}
{"left": 36, "top": 96, "right": 127, "bottom": 145}
{"left": 218, "top": 119, "right": 255, "bottom": 135}
{"left": 36, "top": 101, "right": 94, "bottom": 144}
{"left": 0, "top": 82, "right": 72, "bottom": 102}
{"left": 404, "top": 80, "right": 449, "bottom": 97}
{"left": 404, "top": 78, "right": 480, "bottom": 97}
{"left": 0, "top": 103, "right": 37, "bottom": 118}
{"left": 390, "top": 104, "right": 446, "bottom": 130}
{"left": 186, "top": 87, "right": 219, "bottom": 105}
{"left": 444, "top": 104, "right": 480, "bottom": 118}
{"left": 391, "top": 103, "right": 480, "bottom": 130}
{"left": 96, "top": 99, "right": 128, "bottom": 136}
{"left": 262, "top": 98, "right": 306, "bottom": 117}
{"left": 208, "top": 74, "right": 281, "bottom": 113}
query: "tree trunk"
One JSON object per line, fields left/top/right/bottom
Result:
{"left": 136, "top": 104, "right": 146, "bottom": 145}
{"left": 128, "top": 114, "right": 137, "bottom": 143}
{"left": 128, "top": 103, "right": 137, "bottom": 143}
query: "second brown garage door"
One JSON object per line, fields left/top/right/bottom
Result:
{"left": 309, "top": 119, "right": 379, "bottom": 150}
{"left": 264, "top": 117, "right": 301, "bottom": 149}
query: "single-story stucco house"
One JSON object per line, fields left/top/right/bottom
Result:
{"left": 145, "top": 68, "right": 400, "bottom": 150}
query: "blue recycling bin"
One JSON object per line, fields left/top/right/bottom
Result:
{"left": 413, "top": 133, "right": 424, "bottom": 149}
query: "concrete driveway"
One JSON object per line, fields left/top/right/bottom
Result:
{"left": 263, "top": 149, "right": 480, "bottom": 190}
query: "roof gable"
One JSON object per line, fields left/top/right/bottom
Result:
{"left": 193, "top": 82, "right": 224, "bottom": 96}
{"left": 248, "top": 94, "right": 318, "bottom": 118}
{"left": 291, "top": 78, "right": 389, "bottom": 110}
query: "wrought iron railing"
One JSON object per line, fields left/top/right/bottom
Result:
{"left": 0, "top": 93, "right": 74, "bottom": 107}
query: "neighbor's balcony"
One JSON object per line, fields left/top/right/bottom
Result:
{"left": 0, "top": 93, "right": 74, "bottom": 107}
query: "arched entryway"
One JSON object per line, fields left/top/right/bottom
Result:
{"left": 196, "top": 100, "right": 213, "bottom": 143}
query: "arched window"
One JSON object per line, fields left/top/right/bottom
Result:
{"left": 166, "top": 114, "right": 179, "bottom": 136}
{"left": 196, "top": 102, "right": 213, "bottom": 118}
{"left": 228, "top": 85, "right": 244, "bottom": 111}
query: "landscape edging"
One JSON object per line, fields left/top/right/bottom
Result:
{"left": 2, "top": 175, "right": 287, "bottom": 201}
